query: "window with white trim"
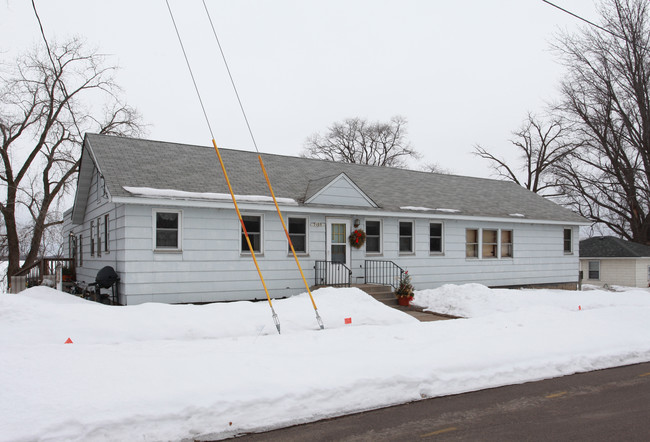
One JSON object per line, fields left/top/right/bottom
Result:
{"left": 482, "top": 229, "right": 498, "bottom": 258}
{"left": 466, "top": 229, "right": 479, "bottom": 258}
{"left": 104, "top": 214, "right": 110, "bottom": 253}
{"left": 564, "top": 228, "right": 573, "bottom": 254}
{"left": 241, "top": 215, "right": 262, "bottom": 253}
{"left": 90, "top": 221, "right": 95, "bottom": 256}
{"left": 288, "top": 217, "right": 307, "bottom": 254}
{"left": 399, "top": 221, "right": 413, "bottom": 253}
{"left": 78, "top": 235, "right": 83, "bottom": 266}
{"left": 429, "top": 222, "right": 443, "bottom": 253}
{"left": 501, "top": 230, "right": 513, "bottom": 258}
{"left": 155, "top": 210, "right": 181, "bottom": 251}
{"left": 96, "top": 217, "right": 101, "bottom": 257}
{"left": 365, "top": 220, "right": 381, "bottom": 254}
{"left": 588, "top": 261, "right": 600, "bottom": 280}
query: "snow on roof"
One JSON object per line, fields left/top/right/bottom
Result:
{"left": 123, "top": 186, "right": 298, "bottom": 205}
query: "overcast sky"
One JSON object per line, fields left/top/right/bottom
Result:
{"left": 1, "top": 0, "right": 600, "bottom": 179}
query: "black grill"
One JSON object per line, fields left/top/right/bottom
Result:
{"left": 90, "top": 266, "right": 120, "bottom": 304}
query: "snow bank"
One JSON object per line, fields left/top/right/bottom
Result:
{"left": 1, "top": 284, "right": 650, "bottom": 441}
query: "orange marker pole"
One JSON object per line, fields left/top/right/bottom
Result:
{"left": 212, "top": 140, "right": 280, "bottom": 334}
{"left": 258, "top": 155, "right": 324, "bottom": 329}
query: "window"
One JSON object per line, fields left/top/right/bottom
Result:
{"left": 155, "top": 211, "right": 181, "bottom": 250}
{"left": 69, "top": 235, "right": 76, "bottom": 261}
{"left": 365, "top": 220, "right": 381, "bottom": 253}
{"left": 288, "top": 217, "right": 307, "bottom": 253}
{"left": 429, "top": 222, "right": 443, "bottom": 253}
{"left": 96, "top": 217, "right": 101, "bottom": 257}
{"left": 588, "top": 260, "right": 600, "bottom": 280}
{"left": 90, "top": 221, "right": 95, "bottom": 256}
{"left": 78, "top": 235, "right": 83, "bottom": 267}
{"left": 399, "top": 221, "right": 413, "bottom": 253}
{"left": 241, "top": 215, "right": 262, "bottom": 253}
{"left": 482, "top": 229, "right": 498, "bottom": 258}
{"left": 104, "top": 214, "right": 110, "bottom": 252}
{"left": 501, "top": 230, "right": 513, "bottom": 258}
{"left": 466, "top": 229, "right": 478, "bottom": 258}
{"left": 564, "top": 228, "right": 573, "bottom": 253}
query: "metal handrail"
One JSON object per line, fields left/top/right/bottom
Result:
{"left": 314, "top": 261, "right": 352, "bottom": 287}
{"left": 364, "top": 260, "right": 405, "bottom": 291}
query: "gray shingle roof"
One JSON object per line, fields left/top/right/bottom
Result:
{"left": 82, "top": 133, "right": 586, "bottom": 223}
{"left": 579, "top": 236, "right": 650, "bottom": 258}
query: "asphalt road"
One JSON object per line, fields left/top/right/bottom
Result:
{"left": 223, "top": 362, "right": 650, "bottom": 442}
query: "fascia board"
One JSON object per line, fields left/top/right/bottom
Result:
{"left": 111, "top": 196, "right": 588, "bottom": 226}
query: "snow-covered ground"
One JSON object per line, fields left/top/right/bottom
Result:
{"left": 1, "top": 284, "right": 650, "bottom": 441}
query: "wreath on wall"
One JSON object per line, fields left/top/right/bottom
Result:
{"left": 349, "top": 228, "right": 366, "bottom": 248}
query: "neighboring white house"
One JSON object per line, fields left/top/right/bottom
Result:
{"left": 579, "top": 236, "right": 650, "bottom": 288}
{"left": 63, "top": 134, "right": 588, "bottom": 305}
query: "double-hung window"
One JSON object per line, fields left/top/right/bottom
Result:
{"left": 288, "top": 217, "right": 307, "bottom": 254}
{"left": 564, "top": 228, "right": 573, "bottom": 254}
{"left": 399, "top": 221, "right": 413, "bottom": 253}
{"left": 96, "top": 217, "right": 101, "bottom": 257}
{"left": 90, "top": 221, "right": 95, "bottom": 256}
{"left": 365, "top": 220, "right": 381, "bottom": 254}
{"left": 242, "top": 215, "right": 262, "bottom": 253}
{"left": 429, "top": 222, "right": 443, "bottom": 253}
{"left": 482, "top": 229, "right": 498, "bottom": 258}
{"left": 104, "top": 214, "right": 110, "bottom": 253}
{"left": 501, "top": 230, "right": 513, "bottom": 258}
{"left": 466, "top": 229, "right": 479, "bottom": 258}
{"left": 588, "top": 261, "right": 600, "bottom": 280}
{"left": 155, "top": 210, "right": 181, "bottom": 251}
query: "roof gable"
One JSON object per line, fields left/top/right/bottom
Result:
{"left": 305, "top": 173, "right": 377, "bottom": 207}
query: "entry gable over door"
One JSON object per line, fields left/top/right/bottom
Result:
{"left": 305, "top": 173, "right": 377, "bottom": 208}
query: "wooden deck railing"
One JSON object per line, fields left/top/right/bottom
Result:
{"left": 10, "top": 257, "right": 76, "bottom": 290}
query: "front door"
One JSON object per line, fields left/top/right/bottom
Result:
{"left": 326, "top": 218, "right": 351, "bottom": 265}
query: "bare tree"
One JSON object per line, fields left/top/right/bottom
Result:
{"left": 0, "top": 38, "right": 144, "bottom": 278}
{"left": 552, "top": 0, "right": 650, "bottom": 243}
{"left": 302, "top": 116, "right": 420, "bottom": 168}
{"left": 474, "top": 113, "right": 575, "bottom": 196}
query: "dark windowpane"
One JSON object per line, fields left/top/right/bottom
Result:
{"left": 399, "top": 237, "right": 412, "bottom": 252}
{"left": 290, "top": 236, "right": 306, "bottom": 253}
{"left": 332, "top": 244, "right": 346, "bottom": 263}
{"left": 157, "top": 212, "right": 178, "bottom": 229}
{"left": 399, "top": 222, "right": 412, "bottom": 236}
{"left": 288, "top": 218, "right": 306, "bottom": 234}
{"left": 430, "top": 238, "right": 441, "bottom": 252}
{"left": 366, "top": 237, "right": 380, "bottom": 253}
{"left": 366, "top": 221, "right": 380, "bottom": 236}
{"left": 157, "top": 230, "right": 178, "bottom": 248}
{"left": 430, "top": 223, "right": 442, "bottom": 237}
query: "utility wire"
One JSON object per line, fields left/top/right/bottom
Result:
{"left": 165, "top": 0, "right": 216, "bottom": 139}
{"left": 202, "top": 0, "right": 260, "bottom": 153}
{"left": 542, "top": 0, "right": 650, "bottom": 54}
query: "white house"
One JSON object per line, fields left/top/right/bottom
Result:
{"left": 579, "top": 236, "right": 650, "bottom": 288}
{"left": 63, "top": 134, "right": 587, "bottom": 305}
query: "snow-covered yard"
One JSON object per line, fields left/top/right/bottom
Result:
{"left": 1, "top": 284, "right": 650, "bottom": 441}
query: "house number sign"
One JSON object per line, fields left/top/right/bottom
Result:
{"left": 310, "top": 222, "right": 325, "bottom": 228}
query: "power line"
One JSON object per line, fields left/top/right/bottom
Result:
{"left": 164, "top": 0, "right": 216, "bottom": 139}
{"left": 202, "top": 0, "right": 260, "bottom": 153}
